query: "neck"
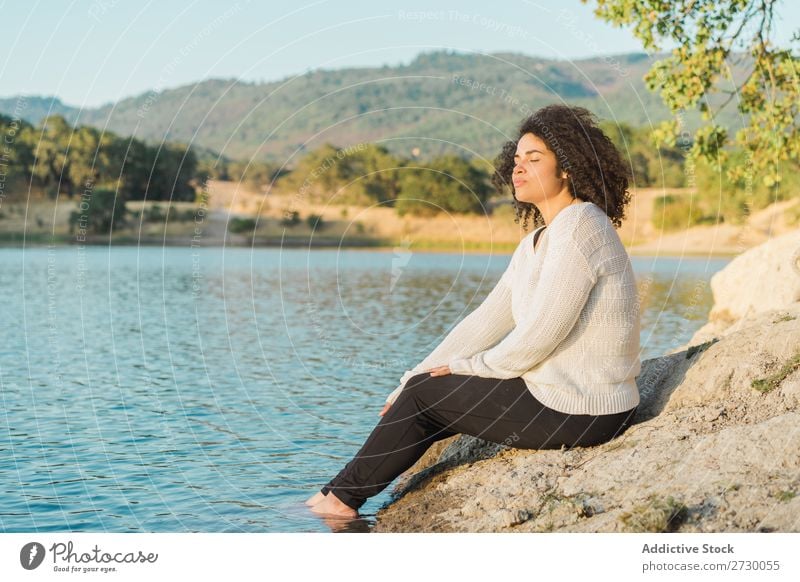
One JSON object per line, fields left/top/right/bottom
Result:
{"left": 537, "top": 192, "right": 579, "bottom": 226}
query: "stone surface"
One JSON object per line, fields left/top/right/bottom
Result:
{"left": 671, "top": 228, "right": 800, "bottom": 352}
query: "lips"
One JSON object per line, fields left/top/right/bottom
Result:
{"left": 512, "top": 179, "right": 526, "bottom": 187}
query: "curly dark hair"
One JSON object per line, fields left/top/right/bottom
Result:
{"left": 491, "top": 104, "right": 631, "bottom": 230}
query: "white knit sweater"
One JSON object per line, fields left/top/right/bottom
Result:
{"left": 385, "top": 200, "right": 641, "bottom": 416}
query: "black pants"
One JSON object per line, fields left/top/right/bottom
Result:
{"left": 321, "top": 372, "right": 637, "bottom": 511}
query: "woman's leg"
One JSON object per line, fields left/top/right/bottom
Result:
{"left": 319, "top": 372, "right": 637, "bottom": 512}
{"left": 319, "top": 373, "right": 461, "bottom": 511}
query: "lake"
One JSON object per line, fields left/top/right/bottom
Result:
{"left": 0, "top": 245, "right": 729, "bottom": 532}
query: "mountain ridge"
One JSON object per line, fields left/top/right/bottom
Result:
{"left": 0, "top": 49, "right": 742, "bottom": 163}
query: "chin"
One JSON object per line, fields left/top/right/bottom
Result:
{"left": 514, "top": 189, "right": 529, "bottom": 203}
{"left": 514, "top": 191, "right": 539, "bottom": 205}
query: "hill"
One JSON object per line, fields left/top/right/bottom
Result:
{"left": 0, "top": 50, "right": 745, "bottom": 164}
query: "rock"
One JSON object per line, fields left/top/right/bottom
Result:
{"left": 708, "top": 228, "right": 800, "bottom": 321}
{"left": 671, "top": 228, "right": 800, "bottom": 352}
{"left": 373, "top": 228, "right": 800, "bottom": 532}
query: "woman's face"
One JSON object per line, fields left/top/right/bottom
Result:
{"left": 512, "top": 132, "right": 566, "bottom": 205}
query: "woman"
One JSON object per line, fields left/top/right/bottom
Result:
{"left": 306, "top": 104, "right": 641, "bottom": 519}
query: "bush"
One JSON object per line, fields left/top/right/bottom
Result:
{"left": 141, "top": 204, "right": 196, "bottom": 223}
{"left": 228, "top": 217, "right": 257, "bottom": 234}
{"left": 280, "top": 210, "right": 301, "bottom": 227}
{"left": 694, "top": 153, "right": 800, "bottom": 225}
{"left": 167, "top": 206, "right": 196, "bottom": 222}
{"left": 143, "top": 204, "right": 166, "bottom": 222}
{"left": 306, "top": 213, "right": 325, "bottom": 231}
{"left": 69, "top": 189, "right": 128, "bottom": 235}
{"left": 652, "top": 194, "right": 717, "bottom": 231}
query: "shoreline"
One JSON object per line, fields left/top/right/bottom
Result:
{"left": 0, "top": 233, "right": 740, "bottom": 258}
{"left": 3, "top": 184, "right": 795, "bottom": 259}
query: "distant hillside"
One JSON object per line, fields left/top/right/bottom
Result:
{"left": 0, "top": 95, "right": 81, "bottom": 125}
{"left": 0, "top": 50, "right": 744, "bottom": 164}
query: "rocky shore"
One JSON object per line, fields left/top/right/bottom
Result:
{"left": 373, "top": 229, "right": 800, "bottom": 532}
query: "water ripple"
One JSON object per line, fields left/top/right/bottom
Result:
{"left": 0, "top": 246, "right": 727, "bottom": 532}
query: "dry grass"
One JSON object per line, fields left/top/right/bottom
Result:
{"left": 619, "top": 494, "right": 689, "bottom": 532}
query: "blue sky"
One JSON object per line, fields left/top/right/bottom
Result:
{"left": 1, "top": 0, "right": 797, "bottom": 107}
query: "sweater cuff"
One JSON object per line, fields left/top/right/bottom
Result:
{"left": 448, "top": 358, "right": 474, "bottom": 376}
{"left": 385, "top": 383, "right": 405, "bottom": 405}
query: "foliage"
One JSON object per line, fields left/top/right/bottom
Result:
{"left": 652, "top": 194, "right": 716, "bottom": 231}
{"left": 280, "top": 210, "right": 301, "bottom": 227}
{"left": 142, "top": 204, "right": 166, "bottom": 223}
{"left": 140, "top": 204, "right": 196, "bottom": 223}
{"left": 68, "top": 189, "right": 127, "bottom": 235}
{"left": 694, "top": 149, "right": 800, "bottom": 222}
{"left": 224, "top": 160, "right": 285, "bottom": 191}
{"left": 395, "top": 155, "right": 492, "bottom": 216}
{"left": 751, "top": 351, "right": 800, "bottom": 393}
{"left": 587, "top": 0, "right": 799, "bottom": 186}
{"left": 628, "top": 142, "right": 800, "bottom": 230}
{"left": 0, "top": 113, "right": 200, "bottom": 202}
{"left": 2, "top": 53, "right": 691, "bottom": 164}
{"left": 600, "top": 121, "right": 686, "bottom": 188}
{"left": 306, "top": 213, "right": 325, "bottom": 230}
{"left": 276, "top": 143, "right": 403, "bottom": 205}
{"left": 228, "top": 217, "right": 258, "bottom": 234}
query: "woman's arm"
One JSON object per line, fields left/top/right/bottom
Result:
{"left": 384, "top": 246, "right": 523, "bottom": 405}
{"left": 447, "top": 230, "right": 596, "bottom": 379}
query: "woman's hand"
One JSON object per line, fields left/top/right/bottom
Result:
{"left": 379, "top": 365, "right": 451, "bottom": 416}
{"left": 427, "top": 365, "right": 452, "bottom": 377}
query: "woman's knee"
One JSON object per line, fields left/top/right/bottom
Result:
{"left": 404, "top": 372, "right": 432, "bottom": 389}
{"left": 399, "top": 373, "right": 453, "bottom": 408}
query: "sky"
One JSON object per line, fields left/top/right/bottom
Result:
{"left": 1, "top": 0, "right": 797, "bottom": 108}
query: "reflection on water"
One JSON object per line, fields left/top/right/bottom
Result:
{"left": 0, "top": 246, "right": 728, "bottom": 532}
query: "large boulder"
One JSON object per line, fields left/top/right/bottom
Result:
{"left": 673, "top": 228, "right": 800, "bottom": 351}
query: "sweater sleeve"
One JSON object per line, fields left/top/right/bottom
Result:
{"left": 384, "top": 246, "right": 521, "bottom": 405}
{"left": 447, "top": 230, "right": 596, "bottom": 380}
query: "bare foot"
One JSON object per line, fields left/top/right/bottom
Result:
{"left": 305, "top": 491, "right": 326, "bottom": 507}
{"left": 309, "top": 491, "right": 358, "bottom": 519}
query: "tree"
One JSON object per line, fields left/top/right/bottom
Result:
{"left": 112, "top": 139, "right": 154, "bottom": 200}
{"left": 27, "top": 115, "right": 73, "bottom": 196}
{"left": 276, "top": 143, "right": 405, "bottom": 205}
{"left": 395, "top": 156, "right": 492, "bottom": 216}
{"left": 0, "top": 115, "right": 35, "bottom": 186}
{"left": 600, "top": 121, "right": 686, "bottom": 187}
{"left": 586, "top": 0, "right": 799, "bottom": 186}
{"left": 148, "top": 142, "right": 198, "bottom": 202}
{"left": 67, "top": 125, "right": 112, "bottom": 195}
{"left": 68, "top": 188, "right": 128, "bottom": 235}
{"left": 349, "top": 144, "right": 403, "bottom": 204}
{"left": 280, "top": 210, "right": 301, "bottom": 227}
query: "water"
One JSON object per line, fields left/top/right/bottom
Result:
{"left": 0, "top": 245, "right": 729, "bottom": 532}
